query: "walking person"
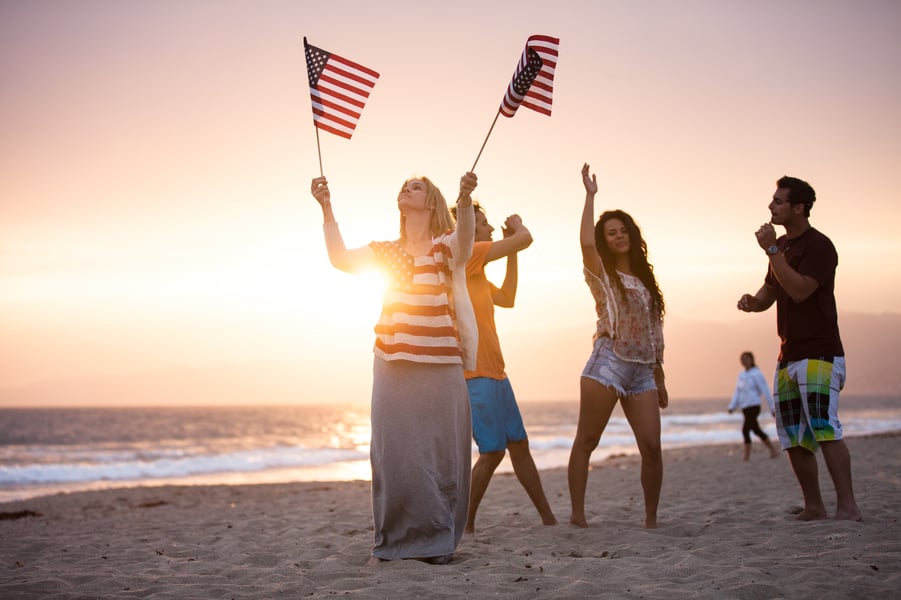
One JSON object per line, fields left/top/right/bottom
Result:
{"left": 728, "top": 351, "right": 780, "bottom": 461}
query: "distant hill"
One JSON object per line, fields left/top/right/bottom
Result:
{"left": 659, "top": 311, "right": 901, "bottom": 400}
{"left": 499, "top": 310, "right": 901, "bottom": 403}
{"left": 1, "top": 312, "right": 898, "bottom": 407}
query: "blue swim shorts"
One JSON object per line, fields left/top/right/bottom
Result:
{"left": 466, "top": 376, "right": 528, "bottom": 453}
{"left": 773, "top": 357, "right": 846, "bottom": 452}
{"left": 581, "top": 336, "right": 657, "bottom": 397}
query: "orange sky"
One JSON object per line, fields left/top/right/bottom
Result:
{"left": 2, "top": 1, "right": 900, "bottom": 406}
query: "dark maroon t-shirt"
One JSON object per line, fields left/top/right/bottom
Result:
{"left": 764, "top": 227, "right": 845, "bottom": 361}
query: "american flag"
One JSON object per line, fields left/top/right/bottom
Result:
{"left": 304, "top": 37, "right": 380, "bottom": 139}
{"left": 499, "top": 35, "right": 560, "bottom": 118}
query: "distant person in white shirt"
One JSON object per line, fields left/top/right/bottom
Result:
{"left": 728, "top": 351, "right": 779, "bottom": 461}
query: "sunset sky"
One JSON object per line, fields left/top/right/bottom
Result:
{"left": 2, "top": 0, "right": 900, "bottom": 406}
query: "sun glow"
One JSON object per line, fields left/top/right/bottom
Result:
{"left": 3, "top": 1, "right": 901, "bottom": 406}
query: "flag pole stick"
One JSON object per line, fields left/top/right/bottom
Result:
{"left": 470, "top": 112, "right": 500, "bottom": 172}
{"left": 315, "top": 126, "right": 323, "bottom": 176}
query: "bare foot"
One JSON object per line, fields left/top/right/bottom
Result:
{"left": 542, "top": 516, "right": 559, "bottom": 526}
{"left": 644, "top": 518, "right": 658, "bottom": 529}
{"left": 464, "top": 526, "right": 474, "bottom": 535}
{"left": 795, "top": 509, "right": 828, "bottom": 521}
{"left": 365, "top": 556, "right": 383, "bottom": 567}
{"left": 833, "top": 509, "right": 863, "bottom": 521}
{"left": 569, "top": 515, "right": 588, "bottom": 528}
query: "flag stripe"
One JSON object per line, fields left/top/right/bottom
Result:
{"left": 327, "top": 53, "right": 380, "bottom": 80}
{"left": 312, "top": 83, "right": 366, "bottom": 113}
{"left": 521, "top": 100, "right": 552, "bottom": 116}
{"left": 528, "top": 78, "right": 554, "bottom": 95}
{"left": 310, "top": 91, "right": 363, "bottom": 120}
{"left": 524, "top": 94, "right": 552, "bottom": 109}
{"left": 317, "top": 75, "right": 370, "bottom": 105}
{"left": 527, "top": 34, "right": 559, "bottom": 46}
{"left": 312, "top": 105, "right": 357, "bottom": 131}
{"left": 319, "top": 69, "right": 376, "bottom": 101}
{"left": 323, "top": 65, "right": 379, "bottom": 93}
{"left": 310, "top": 101, "right": 360, "bottom": 137}
{"left": 314, "top": 121, "right": 354, "bottom": 139}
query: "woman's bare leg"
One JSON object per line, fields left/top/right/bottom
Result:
{"left": 621, "top": 390, "right": 663, "bottom": 528}
{"left": 567, "top": 377, "right": 618, "bottom": 527}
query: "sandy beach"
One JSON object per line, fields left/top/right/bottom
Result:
{"left": 2, "top": 433, "right": 899, "bottom": 599}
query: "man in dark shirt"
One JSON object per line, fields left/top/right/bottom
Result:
{"left": 737, "top": 175, "right": 861, "bottom": 521}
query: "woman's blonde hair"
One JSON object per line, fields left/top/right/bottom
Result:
{"left": 397, "top": 176, "right": 454, "bottom": 240}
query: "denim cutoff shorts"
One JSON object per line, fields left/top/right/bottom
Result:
{"left": 581, "top": 337, "right": 656, "bottom": 396}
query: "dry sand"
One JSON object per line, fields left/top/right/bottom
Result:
{"left": 2, "top": 433, "right": 899, "bottom": 599}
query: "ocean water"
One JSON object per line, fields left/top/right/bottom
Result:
{"left": 2, "top": 398, "right": 900, "bottom": 504}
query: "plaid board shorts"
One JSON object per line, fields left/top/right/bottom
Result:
{"left": 773, "top": 357, "right": 846, "bottom": 452}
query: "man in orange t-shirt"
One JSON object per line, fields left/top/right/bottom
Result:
{"left": 453, "top": 203, "right": 557, "bottom": 533}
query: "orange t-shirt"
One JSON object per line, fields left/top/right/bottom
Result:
{"left": 464, "top": 241, "right": 506, "bottom": 380}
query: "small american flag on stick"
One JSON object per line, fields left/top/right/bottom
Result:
{"left": 469, "top": 34, "right": 560, "bottom": 171}
{"left": 499, "top": 34, "right": 560, "bottom": 118}
{"left": 304, "top": 37, "right": 380, "bottom": 139}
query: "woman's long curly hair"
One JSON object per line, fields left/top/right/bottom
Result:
{"left": 594, "top": 209, "right": 665, "bottom": 317}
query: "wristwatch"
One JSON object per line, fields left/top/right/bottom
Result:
{"left": 765, "top": 244, "right": 779, "bottom": 256}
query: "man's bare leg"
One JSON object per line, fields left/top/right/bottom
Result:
{"left": 465, "top": 450, "right": 505, "bottom": 533}
{"left": 508, "top": 439, "right": 557, "bottom": 526}
{"left": 821, "top": 439, "right": 862, "bottom": 521}
{"left": 787, "top": 446, "right": 828, "bottom": 520}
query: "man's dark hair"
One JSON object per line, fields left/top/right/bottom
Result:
{"left": 777, "top": 175, "right": 816, "bottom": 217}
{"left": 450, "top": 201, "right": 483, "bottom": 221}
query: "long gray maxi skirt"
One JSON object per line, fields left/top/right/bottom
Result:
{"left": 369, "top": 357, "right": 472, "bottom": 560}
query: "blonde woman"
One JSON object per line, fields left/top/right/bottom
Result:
{"left": 311, "top": 171, "right": 478, "bottom": 564}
